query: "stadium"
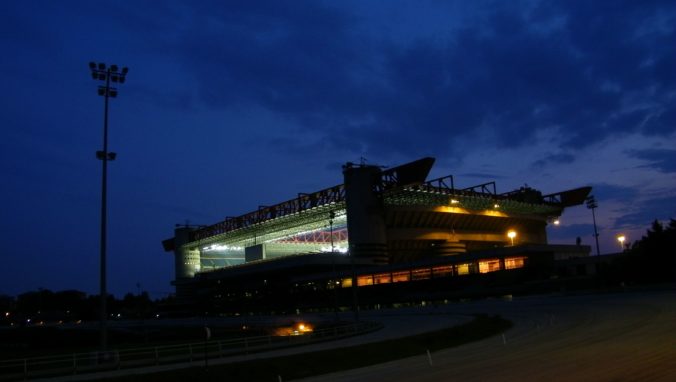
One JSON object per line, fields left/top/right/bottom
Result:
{"left": 162, "top": 157, "right": 592, "bottom": 313}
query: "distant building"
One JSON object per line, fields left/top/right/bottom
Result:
{"left": 162, "top": 158, "right": 591, "bottom": 313}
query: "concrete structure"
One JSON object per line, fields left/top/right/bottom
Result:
{"left": 162, "top": 157, "right": 592, "bottom": 311}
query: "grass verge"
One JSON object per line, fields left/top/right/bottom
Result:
{"left": 97, "top": 314, "right": 511, "bottom": 382}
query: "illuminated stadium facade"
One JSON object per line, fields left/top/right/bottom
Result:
{"left": 162, "top": 158, "right": 592, "bottom": 312}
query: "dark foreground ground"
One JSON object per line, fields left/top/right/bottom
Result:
{"left": 29, "top": 287, "right": 676, "bottom": 381}
{"left": 300, "top": 288, "right": 676, "bottom": 381}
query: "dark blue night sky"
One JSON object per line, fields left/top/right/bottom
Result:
{"left": 1, "top": 0, "right": 674, "bottom": 298}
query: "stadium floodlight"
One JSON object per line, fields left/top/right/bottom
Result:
{"left": 88, "top": 61, "right": 129, "bottom": 353}
{"left": 586, "top": 195, "right": 601, "bottom": 256}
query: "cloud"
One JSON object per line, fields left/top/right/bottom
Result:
{"left": 458, "top": 172, "right": 507, "bottom": 180}
{"left": 532, "top": 153, "right": 576, "bottom": 167}
{"left": 4, "top": 1, "right": 673, "bottom": 163}
{"left": 628, "top": 148, "right": 676, "bottom": 173}
{"left": 589, "top": 183, "right": 638, "bottom": 202}
{"left": 154, "top": 0, "right": 676, "bottom": 162}
{"left": 614, "top": 195, "right": 676, "bottom": 228}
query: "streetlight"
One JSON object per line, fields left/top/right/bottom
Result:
{"left": 89, "top": 61, "right": 128, "bottom": 352}
{"left": 507, "top": 230, "right": 517, "bottom": 246}
{"left": 586, "top": 195, "right": 601, "bottom": 256}
{"left": 617, "top": 234, "right": 626, "bottom": 252}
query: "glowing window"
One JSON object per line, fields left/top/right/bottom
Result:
{"left": 432, "top": 265, "right": 453, "bottom": 277}
{"left": 456, "top": 263, "right": 470, "bottom": 275}
{"left": 392, "top": 271, "right": 410, "bottom": 283}
{"left": 411, "top": 268, "right": 432, "bottom": 280}
{"left": 479, "top": 259, "right": 501, "bottom": 273}
{"left": 505, "top": 256, "right": 527, "bottom": 269}
{"left": 357, "top": 275, "right": 374, "bottom": 286}
{"left": 374, "top": 273, "right": 391, "bottom": 284}
{"left": 341, "top": 278, "right": 352, "bottom": 288}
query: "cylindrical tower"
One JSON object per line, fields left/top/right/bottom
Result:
{"left": 173, "top": 227, "right": 201, "bottom": 279}
{"left": 434, "top": 241, "right": 467, "bottom": 256}
{"left": 343, "top": 163, "right": 389, "bottom": 264}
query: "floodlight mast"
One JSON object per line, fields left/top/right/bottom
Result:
{"left": 586, "top": 195, "right": 601, "bottom": 256}
{"left": 88, "top": 62, "right": 128, "bottom": 352}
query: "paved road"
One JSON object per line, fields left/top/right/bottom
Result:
{"left": 300, "top": 290, "right": 676, "bottom": 381}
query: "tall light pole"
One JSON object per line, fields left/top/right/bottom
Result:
{"left": 89, "top": 62, "right": 128, "bottom": 352}
{"left": 586, "top": 195, "right": 601, "bottom": 256}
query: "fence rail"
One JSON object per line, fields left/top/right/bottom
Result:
{"left": 0, "top": 321, "right": 381, "bottom": 381}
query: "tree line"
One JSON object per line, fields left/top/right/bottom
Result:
{"left": 614, "top": 219, "right": 676, "bottom": 283}
{"left": 0, "top": 290, "right": 171, "bottom": 326}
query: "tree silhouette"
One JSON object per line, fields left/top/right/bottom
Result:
{"left": 624, "top": 219, "right": 676, "bottom": 283}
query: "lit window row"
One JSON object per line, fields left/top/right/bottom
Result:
{"left": 341, "top": 256, "right": 527, "bottom": 288}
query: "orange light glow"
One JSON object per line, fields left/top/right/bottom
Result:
{"left": 274, "top": 322, "right": 314, "bottom": 336}
{"left": 479, "top": 259, "right": 501, "bottom": 273}
{"left": 504, "top": 256, "right": 526, "bottom": 269}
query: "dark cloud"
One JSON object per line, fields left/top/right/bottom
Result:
{"left": 555, "top": 0, "right": 676, "bottom": 144}
{"left": 159, "top": 0, "right": 676, "bottom": 160}
{"left": 589, "top": 183, "right": 638, "bottom": 203}
{"left": 458, "top": 172, "right": 507, "bottom": 180}
{"left": 173, "top": 1, "right": 361, "bottom": 112}
{"left": 614, "top": 195, "right": 676, "bottom": 228}
{"left": 628, "top": 149, "right": 676, "bottom": 173}
{"left": 532, "top": 153, "right": 576, "bottom": 168}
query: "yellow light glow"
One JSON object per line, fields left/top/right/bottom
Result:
{"left": 450, "top": 199, "right": 460, "bottom": 204}
{"left": 456, "top": 263, "right": 470, "bottom": 275}
{"left": 504, "top": 256, "right": 526, "bottom": 269}
{"left": 392, "top": 271, "right": 410, "bottom": 282}
{"left": 296, "top": 322, "right": 313, "bottom": 333}
{"left": 494, "top": 204, "right": 500, "bottom": 209}
{"left": 275, "top": 322, "right": 314, "bottom": 336}
{"left": 507, "top": 230, "right": 517, "bottom": 246}
{"left": 483, "top": 209, "right": 508, "bottom": 217}
{"left": 617, "top": 234, "right": 626, "bottom": 250}
{"left": 433, "top": 205, "right": 508, "bottom": 218}
{"left": 479, "top": 259, "right": 501, "bottom": 273}
{"left": 434, "top": 206, "right": 470, "bottom": 214}
{"left": 553, "top": 219, "right": 560, "bottom": 225}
